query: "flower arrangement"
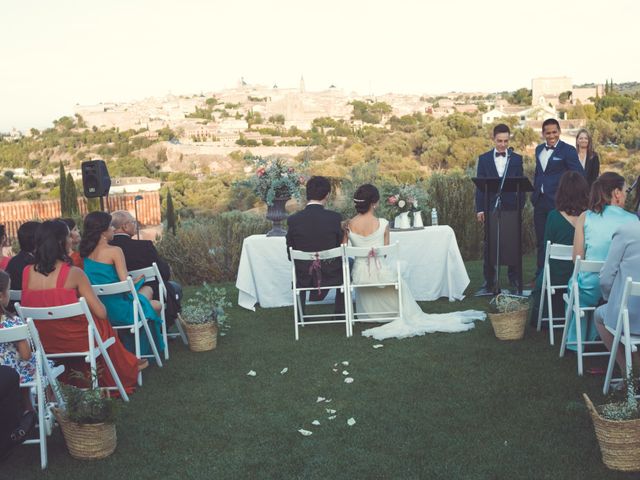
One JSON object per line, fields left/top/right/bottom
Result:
{"left": 181, "top": 283, "right": 231, "bottom": 335}
{"left": 383, "top": 184, "right": 429, "bottom": 216}
{"left": 242, "top": 156, "right": 307, "bottom": 206}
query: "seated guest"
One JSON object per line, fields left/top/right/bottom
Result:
{"left": 59, "top": 218, "right": 83, "bottom": 268}
{"left": 565, "top": 172, "right": 638, "bottom": 351}
{"left": 5, "top": 221, "right": 39, "bottom": 292}
{"left": 80, "top": 212, "right": 164, "bottom": 357}
{"left": 286, "top": 176, "right": 344, "bottom": 316}
{"left": 109, "top": 210, "right": 181, "bottom": 326}
{"left": 20, "top": 220, "right": 141, "bottom": 396}
{"left": 0, "top": 225, "right": 11, "bottom": 271}
{"left": 595, "top": 221, "right": 640, "bottom": 373}
{"left": 529, "top": 171, "right": 589, "bottom": 326}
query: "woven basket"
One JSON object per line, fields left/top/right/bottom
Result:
{"left": 181, "top": 315, "right": 218, "bottom": 352}
{"left": 488, "top": 308, "right": 527, "bottom": 340}
{"left": 53, "top": 408, "right": 116, "bottom": 460}
{"left": 583, "top": 393, "right": 640, "bottom": 471}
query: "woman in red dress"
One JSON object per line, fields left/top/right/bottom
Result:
{"left": 20, "top": 220, "right": 144, "bottom": 395}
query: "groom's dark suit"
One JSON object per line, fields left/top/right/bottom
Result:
{"left": 286, "top": 203, "right": 344, "bottom": 314}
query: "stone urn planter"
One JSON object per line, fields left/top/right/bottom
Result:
{"left": 266, "top": 196, "right": 290, "bottom": 237}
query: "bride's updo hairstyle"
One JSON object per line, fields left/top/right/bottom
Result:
{"left": 353, "top": 184, "right": 380, "bottom": 214}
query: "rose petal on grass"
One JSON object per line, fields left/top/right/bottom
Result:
{"left": 247, "top": 370, "right": 257, "bottom": 377}
{"left": 332, "top": 368, "right": 338, "bottom": 373}
{"left": 373, "top": 344, "right": 384, "bottom": 349}
{"left": 325, "top": 399, "right": 332, "bottom": 403}
{"left": 347, "top": 418, "right": 356, "bottom": 426}
{"left": 344, "top": 377, "right": 354, "bottom": 384}
{"left": 312, "top": 420, "right": 321, "bottom": 426}
{"left": 298, "top": 429, "right": 313, "bottom": 436}
{"left": 327, "top": 415, "right": 337, "bottom": 420}
{"left": 342, "top": 361, "right": 349, "bottom": 366}
{"left": 342, "top": 370, "right": 349, "bottom": 375}
{"left": 326, "top": 408, "right": 336, "bottom": 414}
{"left": 316, "top": 396, "right": 326, "bottom": 403}
{"left": 280, "top": 367, "right": 288, "bottom": 375}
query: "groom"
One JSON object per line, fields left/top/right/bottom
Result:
{"left": 286, "top": 176, "right": 345, "bottom": 316}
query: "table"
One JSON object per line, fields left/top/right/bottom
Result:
{"left": 235, "top": 226, "right": 470, "bottom": 311}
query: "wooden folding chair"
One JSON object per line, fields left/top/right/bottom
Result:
{"left": 15, "top": 298, "right": 130, "bottom": 401}
{"left": 603, "top": 278, "right": 640, "bottom": 395}
{"left": 92, "top": 276, "right": 163, "bottom": 385}
{"left": 0, "top": 319, "right": 65, "bottom": 469}
{"left": 537, "top": 241, "right": 574, "bottom": 345}
{"left": 289, "top": 246, "right": 349, "bottom": 340}
{"left": 559, "top": 256, "right": 608, "bottom": 375}
{"left": 129, "top": 262, "right": 188, "bottom": 359}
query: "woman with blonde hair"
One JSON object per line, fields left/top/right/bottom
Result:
{"left": 575, "top": 129, "right": 600, "bottom": 186}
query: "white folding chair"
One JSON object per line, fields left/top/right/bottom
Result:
{"left": 9, "top": 289, "right": 21, "bottom": 302}
{"left": 0, "top": 319, "right": 65, "bottom": 469}
{"left": 344, "top": 243, "right": 402, "bottom": 335}
{"left": 559, "top": 256, "right": 608, "bottom": 375}
{"left": 15, "top": 297, "right": 130, "bottom": 401}
{"left": 92, "top": 276, "right": 163, "bottom": 385}
{"left": 289, "top": 246, "right": 349, "bottom": 340}
{"left": 537, "top": 241, "right": 574, "bottom": 345}
{"left": 129, "top": 262, "right": 188, "bottom": 359}
{"left": 603, "top": 278, "right": 640, "bottom": 395}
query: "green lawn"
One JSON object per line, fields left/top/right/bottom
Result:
{"left": 3, "top": 256, "right": 637, "bottom": 479}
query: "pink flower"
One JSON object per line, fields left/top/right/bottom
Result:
{"left": 298, "top": 176, "right": 306, "bottom": 184}
{"left": 387, "top": 195, "right": 398, "bottom": 205}
{"left": 256, "top": 167, "right": 266, "bottom": 177}
{"left": 288, "top": 167, "right": 295, "bottom": 173}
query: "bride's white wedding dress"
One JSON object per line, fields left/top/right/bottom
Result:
{"left": 348, "top": 218, "right": 486, "bottom": 340}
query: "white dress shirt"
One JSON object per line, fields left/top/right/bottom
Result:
{"left": 494, "top": 148, "right": 507, "bottom": 177}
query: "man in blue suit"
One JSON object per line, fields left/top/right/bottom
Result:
{"left": 475, "top": 123, "right": 525, "bottom": 295}
{"left": 532, "top": 118, "right": 584, "bottom": 274}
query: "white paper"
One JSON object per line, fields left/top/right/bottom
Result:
{"left": 298, "top": 429, "right": 313, "bottom": 436}
{"left": 247, "top": 370, "right": 256, "bottom": 376}
{"left": 347, "top": 418, "right": 356, "bottom": 426}
{"left": 344, "top": 377, "right": 354, "bottom": 384}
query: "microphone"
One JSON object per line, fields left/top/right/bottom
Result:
{"left": 626, "top": 175, "right": 639, "bottom": 194}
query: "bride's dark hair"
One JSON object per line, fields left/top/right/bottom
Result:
{"left": 353, "top": 184, "right": 380, "bottom": 214}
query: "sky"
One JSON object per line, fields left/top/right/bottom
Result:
{"left": 1, "top": 0, "right": 639, "bottom": 131}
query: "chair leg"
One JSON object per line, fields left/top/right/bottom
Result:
{"left": 95, "top": 337, "right": 130, "bottom": 402}
{"left": 537, "top": 270, "right": 547, "bottom": 331}
{"left": 559, "top": 291, "right": 573, "bottom": 358}
{"left": 604, "top": 331, "right": 621, "bottom": 394}
{"left": 576, "top": 305, "right": 584, "bottom": 376}
{"left": 161, "top": 306, "right": 170, "bottom": 361}
{"left": 36, "top": 364, "right": 48, "bottom": 469}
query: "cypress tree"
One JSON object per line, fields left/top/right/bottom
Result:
{"left": 59, "top": 162, "right": 67, "bottom": 215}
{"left": 66, "top": 173, "right": 79, "bottom": 215}
{"left": 166, "top": 190, "right": 176, "bottom": 235}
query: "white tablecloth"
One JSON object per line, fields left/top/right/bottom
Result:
{"left": 235, "top": 226, "right": 470, "bottom": 311}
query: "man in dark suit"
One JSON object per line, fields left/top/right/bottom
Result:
{"left": 532, "top": 118, "right": 584, "bottom": 274}
{"left": 286, "top": 176, "right": 344, "bottom": 315}
{"left": 110, "top": 210, "right": 180, "bottom": 326}
{"left": 474, "top": 124, "right": 525, "bottom": 295}
{"left": 5, "top": 221, "right": 39, "bottom": 292}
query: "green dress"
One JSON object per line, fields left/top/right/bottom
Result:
{"left": 529, "top": 209, "right": 575, "bottom": 326}
{"left": 84, "top": 257, "right": 165, "bottom": 357}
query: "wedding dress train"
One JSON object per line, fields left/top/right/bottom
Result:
{"left": 348, "top": 218, "right": 485, "bottom": 340}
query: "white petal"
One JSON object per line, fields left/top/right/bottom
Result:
{"left": 332, "top": 368, "right": 338, "bottom": 372}
{"left": 344, "top": 377, "right": 354, "bottom": 384}
{"left": 316, "top": 396, "right": 326, "bottom": 403}
{"left": 373, "top": 344, "right": 384, "bottom": 349}
{"left": 312, "top": 420, "right": 321, "bottom": 426}
{"left": 280, "top": 367, "right": 288, "bottom": 375}
{"left": 324, "top": 399, "right": 332, "bottom": 403}
{"left": 342, "top": 370, "right": 349, "bottom": 375}
{"left": 327, "top": 415, "right": 337, "bottom": 420}
{"left": 298, "top": 429, "right": 313, "bottom": 436}
{"left": 247, "top": 370, "right": 257, "bottom": 376}
{"left": 341, "top": 361, "right": 349, "bottom": 366}
{"left": 347, "top": 418, "right": 356, "bottom": 426}
{"left": 326, "top": 408, "right": 336, "bottom": 414}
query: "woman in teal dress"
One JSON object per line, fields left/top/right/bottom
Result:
{"left": 565, "top": 172, "right": 639, "bottom": 351}
{"left": 530, "top": 172, "right": 589, "bottom": 327}
{"left": 80, "top": 212, "right": 164, "bottom": 358}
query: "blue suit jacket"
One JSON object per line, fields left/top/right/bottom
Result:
{"left": 531, "top": 140, "right": 583, "bottom": 209}
{"left": 475, "top": 149, "right": 525, "bottom": 212}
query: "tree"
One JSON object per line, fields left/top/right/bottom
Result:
{"left": 59, "top": 162, "right": 67, "bottom": 215}
{"left": 166, "top": 190, "right": 176, "bottom": 235}
{"left": 65, "top": 173, "right": 79, "bottom": 215}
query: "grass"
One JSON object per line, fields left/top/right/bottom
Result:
{"left": 3, "top": 255, "right": 638, "bottom": 479}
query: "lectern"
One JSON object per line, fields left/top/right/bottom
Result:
{"left": 472, "top": 176, "right": 534, "bottom": 295}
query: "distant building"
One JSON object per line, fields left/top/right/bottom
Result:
{"left": 109, "top": 176, "right": 161, "bottom": 194}
{"left": 532, "top": 76, "right": 603, "bottom": 107}
{"left": 482, "top": 103, "right": 557, "bottom": 126}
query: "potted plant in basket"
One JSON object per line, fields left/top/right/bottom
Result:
{"left": 179, "top": 283, "right": 231, "bottom": 352}
{"left": 584, "top": 373, "right": 640, "bottom": 472}
{"left": 488, "top": 293, "right": 529, "bottom": 340}
{"left": 239, "top": 156, "right": 307, "bottom": 236}
{"left": 54, "top": 371, "right": 119, "bottom": 460}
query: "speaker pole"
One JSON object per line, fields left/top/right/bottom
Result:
{"left": 99, "top": 196, "right": 104, "bottom": 212}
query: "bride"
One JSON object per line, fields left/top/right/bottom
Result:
{"left": 345, "top": 184, "right": 486, "bottom": 340}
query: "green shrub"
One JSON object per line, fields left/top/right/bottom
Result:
{"left": 156, "top": 212, "right": 269, "bottom": 285}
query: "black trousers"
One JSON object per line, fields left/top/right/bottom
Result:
{"left": 534, "top": 201, "right": 554, "bottom": 275}
{"left": 0, "top": 366, "right": 22, "bottom": 455}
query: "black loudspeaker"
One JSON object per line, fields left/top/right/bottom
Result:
{"left": 81, "top": 160, "right": 111, "bottom": 198}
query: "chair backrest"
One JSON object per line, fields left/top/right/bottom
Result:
{"left": 289, "top": 246, "right": 344, "bottom": 262}
{"left": 344, "top": 242, "right": 399, "bottom": 259}
{"left": 547, "top": 243, "right": 573, "bottom": 261}
{"left": 129, "top": 263, "right": 166, "bottom": 300}
{"left": 0, "top": 322, "right": 30, "bottom": 343}
{"left": 620, "top": 277, "right": 640, "bottom": 311}
{"left": 92, "top": 277, "right": 137, "bottom": 297}
{"left": 15, "top": 297, "right": 93, "bottom": 322}
{"left": 577, "top": 257, "right": 605, "bottom": 274}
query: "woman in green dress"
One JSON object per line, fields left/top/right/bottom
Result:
{"left": 80, "top": 212, "right": 164, "bottom": 358}
{"left": 529, "top": 172, "right": 589, "bottom": 327}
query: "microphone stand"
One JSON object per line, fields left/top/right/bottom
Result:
{"left": 492, "top": 149, "right": 512, "bottom": 295}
